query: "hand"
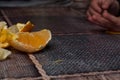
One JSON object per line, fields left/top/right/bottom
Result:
{"left": 92, "top": 10, "right": 120, "bottom": 32}
{"left": 86, "top": 0, "right": 120, "bottom": 31}
{"left": 87, "top": 0, "right": 119, "bottom": 17}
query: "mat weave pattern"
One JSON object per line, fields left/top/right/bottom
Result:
{"left": 0, "top": 1, "right": 120, "bottom": 80}
{"left": 34, "top": 35, "right": 120, "bottom": 76}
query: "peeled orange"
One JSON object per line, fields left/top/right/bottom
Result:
{"left": 20, "top": 21, "right": 34, "bottom": 32}
{"left": 8, "top": 21, "right": 34, "bottom": 33}
{"left": 9, "top": 29, "right": 52, "bottom": 53}
{"left": 0, "top": 27, "right": 17, "bottom": 48}
{"left": 0, "top": 48, "right": 11, "bottom": 61}
{"left": 0, "top": 21, "right": 7, "bottom": 29}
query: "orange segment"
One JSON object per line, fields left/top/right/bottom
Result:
{"left": 0, "top": 48, "right": 12, "bottom": 61}
{"left": 20, "top": 21, "right": 34, "bottom": 32}
{"left": 0, "top": 21, "right": 8, "bottom": 29}
{"left": 8, "top": 21, "right": 34, "bottom": 33}
{"left": 0, "top": 28, "right": 17, "bottom": 48}
{"left": 9, "top": 29, "right": 52, "bottom": 53}
{"left": 0, "top": 29, "right": 9, "bottom": 48}
{"left": 8, "top": 25, "right": 19, "bottom": 33}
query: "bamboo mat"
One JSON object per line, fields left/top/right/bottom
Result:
{"left": 0, "top": 6, "right": 120, "bottom": 80}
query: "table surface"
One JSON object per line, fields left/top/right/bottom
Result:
{"left": 0, "top": 2, "right": 120, "bottom": 80}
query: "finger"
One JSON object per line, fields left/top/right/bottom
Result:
{"left": 86, "top": 12, "right": 98, "bottom": 24}
{"left": 86, "top": 10, "right": 106, "bottom": 26}
{"left": 87, "top": 13, "right": 95, "bottom": 22}
{"left": 87, "top": 9, "right": 101, "bottom": 23}
{"left": 103, "top": 10, "right": 120, "bottom": 25}
{"left": 86, "top": 10, "right": 91, "bottom": 18}
{"left": 91, "top": 19, "right": 101, "bottom": 26}
{"left": 87, "top": 14, "right": 111, "bottom": 30}
{"left": 92, "top": 15, "right": 113, "bottom": 29}
{"left": 90, "top": 0, "right": 102, "bottom": 13}
{"left": 88, "top": 7, "right": 101, "bottom": 17}
{"left": 86, "top": 11, "right": 92, "bottom": 21}
{"left": 103, "top": 10, "right": 120, "bottom": 31}
{"left": 87, "top": 14, "right": 103, "bottom": 26}
{"left": 102, "top": 0, "right": 112, "bottom": 9}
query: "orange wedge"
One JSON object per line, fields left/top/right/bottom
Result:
{"left": 0, "top": 27, "right": 17, "bottom": 48}
{"left": 0, "top": 48, "right": 12, "bottom": 61}
{"left": 8, "top": 21, "right": 34, "bottom": 33}
{"left": 9, "top": 29, "right": 52, "bottom": 53}
{"left": 0, "top": 21, "right": 7, "bottom": 29}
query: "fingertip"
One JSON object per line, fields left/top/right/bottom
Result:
{"left": 102, "top": 5, "right": 107, "bottom": 10}
{"left": 103, "top": 10, "right": 107, "bottom": 17}
{"left": 102, "top": 10, "right": 118, "bottom": 24}
{"left": 95, "top": 7, "right": 102, "bottom": 13}
{"left": 88, "top": 16, "right": 94, "bottom": 23}
{"left": 102, "top": 2, "right": 109, "bottom": 10}
{"left": 103, "top": 10, "right": 110, "bottom": 18}
{"left": 88, "top": 16, "right": 92, "bottom": 21}
{"left": 91, "top": 2, "right": 102, "bottom": 13}
{"left": 86, "top": 11, "right": 90, "bottom": 17}
{"left": 94, "top": 7, "right": 101, "bottom": 13}
{"left": 92, "top": 15, "right": 97, "bottom": 20}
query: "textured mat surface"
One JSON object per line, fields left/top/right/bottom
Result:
{"left": 0, "top": 5, "right": 120, "bottom": 80}
{"left": 0, "top": 0, "right": 72, "bottom": 7}
{"left": 34, "top": 34, "right": 120, "bottom": 76}
{"left": 0, "top": 50, "right": 40, "bottom": 78}
{"left": 2, "top": 7, "right": 105, "bottom": 34}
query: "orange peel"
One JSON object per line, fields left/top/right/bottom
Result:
{"left": 9, "top": 29, "right": 52, "bottom": 53}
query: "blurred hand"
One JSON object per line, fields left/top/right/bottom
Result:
{"left": 87, "top": 0, "right": 120, "bottom": 31}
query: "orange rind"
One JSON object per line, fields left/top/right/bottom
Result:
{"left": 9, "top": 29, "right": 52, "bottom": 53}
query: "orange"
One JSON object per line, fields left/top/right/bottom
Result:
{"left": 0, "top": 21, "right": 7, "bottom": 29}
{"left": 19, "top": 21, "right": 34, "bottom": 32}
{"left": 0, "top": 27, "right": 17, "bottom": 48}
{"left": 0, "top": 48, "right": 12, "bottom": 61}
{"left": 8, "top": 21, "right": 34, "bottom": 33}
{"left": 9, "top": 29, "right": 52, "bottom": 53}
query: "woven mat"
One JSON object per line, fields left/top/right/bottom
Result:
{"left": 0, "top": 0, "right": 72, "bottom": 7}
{"left": 0, "top": 12, "right": 5, "bottom": 21}
{"left": 1, "top": 7, "right": 105, "bottom": 34}
{"left": 0, "top": 7, "right": 120, "bottom": 80}
{"left": 35, "top": 34, "right": 120, "bottom": 76}
{"left": 0, "top": 50, "right": 40, "bottom": 78}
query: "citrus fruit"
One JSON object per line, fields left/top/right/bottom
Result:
{"left": 0, "top": 28, "right": 17, "bottom": 48}
{"left": 0, "top": 48, "right": 11, "bottom": 61}
{"left": 20, "top": 21, "right": 34, "bottom": 32}
{"left": 0, "top": 21, "right": 7, "bottom": 29}
{"left": 9, "top": 29, "right": 52, "bottom": 53}
{"left": 8, "top": 21, "right": 34, "bottom": 33}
